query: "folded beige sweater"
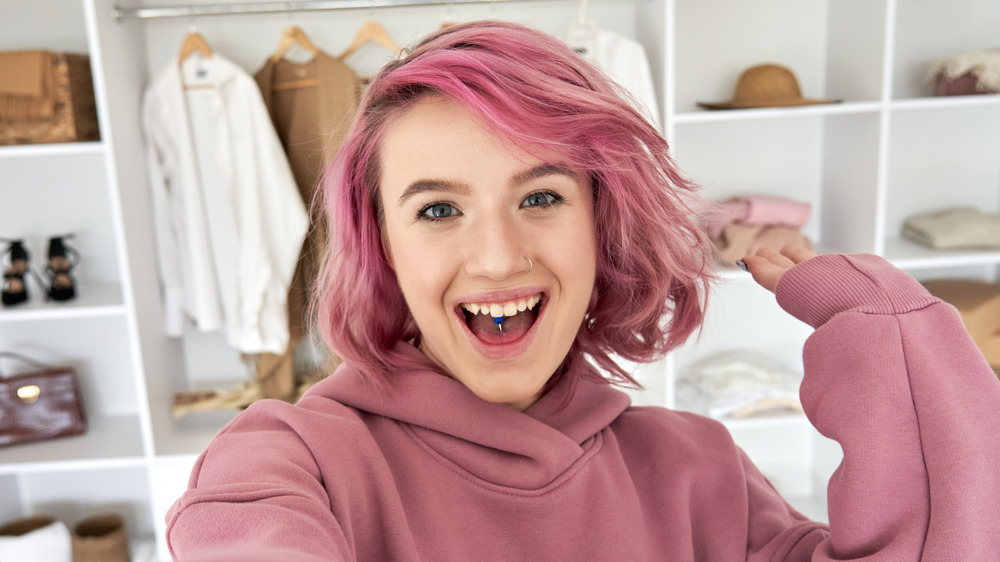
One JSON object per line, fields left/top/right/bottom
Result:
{"left": 903, "top": 207, "right": 1000, "bottom": 249}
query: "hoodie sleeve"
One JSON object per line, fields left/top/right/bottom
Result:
{"left": 747, "top": 253, "right": 1000, "bottom": 560}
{"left": 165, "top": 403, "right": 354, "bottom": 562}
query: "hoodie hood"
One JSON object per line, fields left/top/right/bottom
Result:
{"left": 307, "top": 343, "right": 631, "bottom": 490}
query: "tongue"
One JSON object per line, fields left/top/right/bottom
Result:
{"left": 467, "top": 309, "right": 536, "bottom": 342}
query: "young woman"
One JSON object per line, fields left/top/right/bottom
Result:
{"left": 166, "top": 21, "right": 1000, "bottom": 561}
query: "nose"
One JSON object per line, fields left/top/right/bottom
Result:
{"left": 463, "top": 215, "right": 529, "bottom": 281}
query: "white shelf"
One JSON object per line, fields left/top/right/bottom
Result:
{"left": 673, "top": 101, "right": 882, "bottom": 124}
{"left": 713, "top": 238, "right": 975, "bottom": 280}
{"left": 672, "top": 96, "right": 1000, "bottom": 124}
{"left": 885, "top": 237, "right": 1000, "bottom": 270}
{"left": 891, "top": 94, "right": 1000, "bottom": 112}
{"left": 0, "top": 141, "right": 104, "bottom": 159}
{"left": 0, "top": 414, "right": 145, "bottom": 474}
{"left": 0, "top": 282, "right": 125, "bottom": 323}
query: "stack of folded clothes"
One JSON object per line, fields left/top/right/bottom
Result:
{"left": 927, "top": 49, "right": 1000, "bottom": 96}
{"left": 701, "top": 195, "right": 812, "bottom": 267}
{"left": 922, "top": 279, "right": 1000, "bottom": 377}
{"left": 677, "top": 350, "right": 803, "bottom": 420}
{"left": 903, "top": 207, "right": 1000, "bottom": 250}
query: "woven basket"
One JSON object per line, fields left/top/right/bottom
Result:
{"left": 0, "top": 52, "right": 100, "bottom": 146}
{"left": 71, "top": 513, "right": 130, "bottom": 562}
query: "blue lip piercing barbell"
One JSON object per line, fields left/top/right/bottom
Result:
{"left": 493, "top": 257, "right": 533, "bottom": 332}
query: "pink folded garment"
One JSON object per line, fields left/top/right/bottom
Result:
{"left": 702, "top": 195, "right": 811, "bottom": 239}
{"left": 714, "top": 223, "right": 812, "bottom": 266}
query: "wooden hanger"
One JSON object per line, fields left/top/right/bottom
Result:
{"left": 178, "top": 30, "right": 213, "bottom": 64}
{"left": 337, "top": 21, "right": 401, "bottom": 62}
{"left": 270, "top": 25, "right": 319, "bottom": 64}
{"left": 179, "top": 30, "right": 214, "bottom": 90}
{"left": 565, "top": 0, "right": 598, "bottom": 50}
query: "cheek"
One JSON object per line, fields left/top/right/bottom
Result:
{"left": 385, "top": 227, "right": 451, "bottom": 313}
{"left": 558, "top": 215, "right": 598, "bottom": 279}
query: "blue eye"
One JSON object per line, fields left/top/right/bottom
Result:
{"left": 522, "top": 191, "right": 562, "bottom": 208}
{"left": 419, "top": 203, "right": 458, "bottom": 221}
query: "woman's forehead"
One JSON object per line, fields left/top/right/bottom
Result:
{"left": 379, "top": 96, "right": 576, "bottom": 181}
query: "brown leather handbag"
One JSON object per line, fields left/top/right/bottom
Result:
{"left": 0, "top": 352, "right": 86, "bottom": 447}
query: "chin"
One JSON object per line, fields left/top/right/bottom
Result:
{"left": 459, "top": 366, "right": 550, "bottom": 411}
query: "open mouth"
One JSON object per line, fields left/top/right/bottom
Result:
{"left": 458, "top": 293, "right": 545, "bottom": 344}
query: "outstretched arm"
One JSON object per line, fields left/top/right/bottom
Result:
{"left": 742, "top": 247, "right": 1000, "bottom": 559}
{"left": 166, "top": 402, "right": 356, "bottom": 562}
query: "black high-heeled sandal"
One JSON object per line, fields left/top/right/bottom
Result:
{"left": 2, "top": 238, "right": 30, "bottom": 306}
{"left": 46, "top": 235, "right": 79, "bottom": 302}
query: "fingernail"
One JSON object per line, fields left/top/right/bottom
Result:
{"left": 735, "top": 259, "right": 749, "bottom": 272}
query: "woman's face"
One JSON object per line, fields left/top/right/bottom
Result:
{"left": 378, "top": 97, "right": 597, "bottom": 411}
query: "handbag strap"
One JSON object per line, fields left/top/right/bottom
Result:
{"left": 0, "top": 351, "right": 57, "bottom": 378}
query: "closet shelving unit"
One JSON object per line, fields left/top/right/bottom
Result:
{"left": 0, "top": 0, "right": 995, "bottom": 559}
{"left": 0, "top": 1, "right": 157, "bottom": 560}
{"left": 633, "top": 0, "right": 1000, "bottom": 522}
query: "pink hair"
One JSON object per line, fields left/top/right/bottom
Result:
{"left": 314, "top": 20, "right": 713, "bottom": 390}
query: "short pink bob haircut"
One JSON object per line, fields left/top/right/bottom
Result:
{"left": 315, "top": 20, "right": 712, "bottom": 389}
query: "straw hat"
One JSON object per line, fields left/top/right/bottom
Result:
{"left": 698, "top": 64, "right": 840, "bottom": 110}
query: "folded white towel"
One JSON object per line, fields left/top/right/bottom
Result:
{"left": 0, "top": 517, "right": 72, "bottom": 562}
{"left": 678, "top": 350, "right": 802, "bottom": 419}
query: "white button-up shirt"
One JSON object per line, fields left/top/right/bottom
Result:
{"left": 142, "top": 53, "right": 308, "bottom": 354}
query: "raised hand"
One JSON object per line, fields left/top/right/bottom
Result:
{"left": 740, "top": 245, "right": 817, "bottom": 294}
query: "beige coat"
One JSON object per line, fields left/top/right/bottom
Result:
{"left": 253, "top": 52, "right": 361, "bottom": 397}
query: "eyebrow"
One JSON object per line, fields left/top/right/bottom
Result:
{"left": 397, "top": 163, "right": 578, "bottom": 207}
{"left": 397, "top": 178, "right": 471, "bottom": 207}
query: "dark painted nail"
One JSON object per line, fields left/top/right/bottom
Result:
{"left": 735, "top": 259, "right": 749, "bottom": 272}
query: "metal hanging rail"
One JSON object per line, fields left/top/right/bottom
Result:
{"left": 111, "top": 0, "right": 536, "bottom": 20}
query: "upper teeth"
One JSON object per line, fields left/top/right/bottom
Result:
{"left": 462, "top": 294, "right": 541, "bottom": 317}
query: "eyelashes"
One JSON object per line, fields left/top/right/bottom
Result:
{"left": 416, "top": 190, "right": 566, "bottom": 222}
{"left": 522, "top": 191, "right": 563, "bottom": 208}
{"left": 418, "top": 202, "right": 459, "bottom": 220}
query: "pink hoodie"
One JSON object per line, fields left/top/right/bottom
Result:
{"left": 166, "top": 254, "right": 1000, "bottom": 560}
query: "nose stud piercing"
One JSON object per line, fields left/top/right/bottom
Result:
{"left": 493, "top": 256, "right": 534, "bottom": 332}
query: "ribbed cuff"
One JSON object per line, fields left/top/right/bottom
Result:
{"left": 775, "top": 254, "right": 940, "bottom": 329}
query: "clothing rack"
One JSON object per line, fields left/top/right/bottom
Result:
{"left": 111, "top": 0, "right": 557, "bottom": 20}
